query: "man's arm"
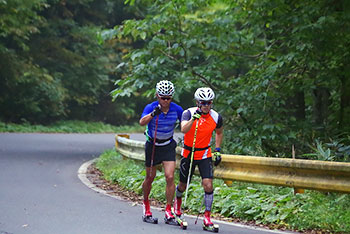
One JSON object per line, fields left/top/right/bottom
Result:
{"left": 181, "top": 119, "right": 195, "bottom": 133}
{"left": 139, "top": 114, "right": 153, "bottom": 126}
{"left": 180, "top": 109, "right": 194, "bottom": 133}
{"left": 139, "top": 104, "right": 161, "bottom": 126}
{"left": 215, "top": 126, "right": 224, "bottom": 148}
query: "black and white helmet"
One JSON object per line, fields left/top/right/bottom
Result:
{"left": 156, "top": 80, "right": 175, "bottom": 96}
{"left": 194, "top": 87, "right": 215, "bottom": 101}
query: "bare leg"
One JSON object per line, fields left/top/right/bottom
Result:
{"left": 177, "top": 181, "right": 187, "bottom": 192}
{"left": 202, "top": 178, "right": 213, "bottom": 193}
{"left": 163, "top": 161, "right": 176, "bottom": 205}
{"left": 142, "top": 166, "right": 157, "bottom": 200}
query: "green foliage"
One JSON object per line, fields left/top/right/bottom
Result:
{"left": 96, "top": 149, "right": 350, "bottom": 233}
{"left": 304, "top": 136, "right": 350, "bottom": 162}
{"left": 109, "top": 0, "right": 350, "bottom": 158}
{"left": 2, "top": 0, "right": 350, "bottom": 160}
{"left": 96, "top": 149, "right": 146, "bottom": 195}
{"left": 0, "top": 0, "right": 48, "bottom": 50}
{"left": 0, "top": 0, "right": 65, "bottom": 123}
{"left": 0, "top": 120, "right": 144, "bottom": 133}
{"left": 0, "top": 0, "right": 144, "bottom": 125}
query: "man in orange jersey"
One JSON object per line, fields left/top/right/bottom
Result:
{"left": 173, "top": 87, "right": 223, "bottom": 229}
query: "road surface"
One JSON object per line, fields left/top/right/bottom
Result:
{"left": 0, "top": 133, "right": 293, "bottom": 234}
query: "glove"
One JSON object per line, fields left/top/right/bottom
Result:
{"left": 151, "top": 105, "right": 162, "bottom": 117}
{"left": 213, "top": 148, "right": 222, "bottom": 166}
{"left": 191, "top": 109, "right": 202, "bottom": 120}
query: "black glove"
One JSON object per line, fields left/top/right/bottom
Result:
{"left": 213, "top": 148, "right": 222, "bottom": 166}
{"left": 191, "top": 109, "right": 202, "bottom": 120}
{"left": 151, "top": 105, "right": 162, "bottom": 117}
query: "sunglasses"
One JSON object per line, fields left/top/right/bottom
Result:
{"left": 160, "top": 96, "right": 172, "bottom": 100}
{"left": 199, "top": 101, "right": 212, "bottom": 106}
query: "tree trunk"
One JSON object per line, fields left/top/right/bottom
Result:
{"left": 313, "top": 87, "right": 330, "bottom": 126}
{"left": 294, "top": 91, "right": 306, "bottom": 120}
{"left": 340, "top": 73, "right": 350, "bottom": 130}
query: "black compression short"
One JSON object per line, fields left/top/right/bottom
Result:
{"left": 145, "top": 140, "right": 176, "bottom": 167}
{"left": 179, "top": 156, "right": 213, "bottom": 183}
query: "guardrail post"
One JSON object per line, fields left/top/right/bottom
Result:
{"left": 294, "top": 188, "right": 305, "bottom": 194}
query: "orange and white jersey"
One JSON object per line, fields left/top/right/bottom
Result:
{"left": 181, "top": 107, "right": 223, "bottom": 160}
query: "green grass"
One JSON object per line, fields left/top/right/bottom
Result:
{"left": 0, "top": 120, "right": 144, "bottom": 133}
{"left": 96, "top": 149, "right": 350, "bottom": 233}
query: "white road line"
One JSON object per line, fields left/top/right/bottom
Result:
{"left": 78, "top": 159, "right": 296, "bottom": 234}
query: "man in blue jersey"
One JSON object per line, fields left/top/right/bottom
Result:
{"left": 139, "top": 80, "right": 183, "bottom": 224}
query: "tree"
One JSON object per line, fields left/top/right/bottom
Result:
{"left": 0, "top": 0, "right": 142, "bottom": 124}
{"left": 110, "top": 0, "right": 350, "bottom": 157}
{"left": 0, "top": 0, "right": 66, "bottom": 123}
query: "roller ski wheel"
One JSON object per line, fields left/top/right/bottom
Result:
{"left": 203, "top": 223, "right": 219, "bottom": 233}
{"left": 165, "top": 217, "right": 179, "bottom": 226}
{"left": 142, "top": 215, "right": 158, "bottom": 224}
{"left": 175, "top": 215, "right": 188, "bottom": 230}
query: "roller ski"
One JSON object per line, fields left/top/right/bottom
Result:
{"left": 143, "top": 215, "right": 158, "bottom": 224}
{"left": 142, "top": 200, "right": 158, "bottom": 224}
{"left": 174, "top": 214, "right": 188, "bottom": 230}
{"left": 164, "top": 205, "right": 178, "bottom": 226}
{"left": 202, "top": 211, "right": 219, "bottom": 233}
{"left": 173, "top": 197, "right": 188, "bottom": 230}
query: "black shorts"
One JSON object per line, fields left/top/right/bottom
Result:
{"left": 145, "top": 140, "right": 176, "bottom": 167}
{"left": 179, "top": 156, "right": 213, "bottom": 183}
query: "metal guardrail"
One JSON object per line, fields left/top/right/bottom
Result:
{"left": 115, "top": 134, "right": 350, "bottom": 194}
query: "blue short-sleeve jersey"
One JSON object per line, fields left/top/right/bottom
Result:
{"left": 141, "top": 101, "right": 183, "bottom": 143}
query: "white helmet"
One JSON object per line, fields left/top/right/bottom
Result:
{"left": 194, "top": 87, "right": 215, "bottom": 101}
{"left": 156, "top": 80, "right": 175, "bottom": 96}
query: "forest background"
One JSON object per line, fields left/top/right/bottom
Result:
{"left": 1, "top": 0, "right": 350, "bottom": 160}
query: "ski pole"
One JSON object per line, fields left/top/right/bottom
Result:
{"left": 183, "top": 118, "right": 199, "bottom": 207}
{"left": 149, "top": 114, "right": 159, "bottom": 177}
{"left": 195, "top": 198, "right": 204, "bottom": 225}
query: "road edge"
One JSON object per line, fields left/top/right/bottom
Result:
{"left": 78, "top": 158, "right": 295, "bottom": 234}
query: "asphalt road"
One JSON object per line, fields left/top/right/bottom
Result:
{"left": 0, "top": 133, "right": 293, "bottom": 234}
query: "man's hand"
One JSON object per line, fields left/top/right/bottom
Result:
{"left": 151, "top": 105, "right": 162, "bottom": 117}
{"left": 213, "top": 148, "right": 222, "bottom": 166}
{"left": 191, "top": 109, "right": 202, "bottom": 120}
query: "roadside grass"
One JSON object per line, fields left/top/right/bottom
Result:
{"left": 0, "top": 120, "right": 144, "bottom": 133}
{"left": 96, "top": 149, "right": 350, "bottom": 233}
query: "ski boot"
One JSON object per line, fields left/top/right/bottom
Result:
{"left": 164, "top": 205, "right": 177, "bottom": 226}
{"left": 174, "top": 196, "right": 182, "bottom": 217}
{"left": 203, "top": 210, "right": 219, "bottom": 233}
{"left": 173, "top": 197, "right": 188, "bottom": 230}
{"left": 142, "top": 200, "right": 158, "bottom": 224}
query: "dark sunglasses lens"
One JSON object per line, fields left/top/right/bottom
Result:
{"left": 161, "top": 97, "right": 171, "bottom": 100}
{"left": 200, "top": 101, "right": 212, "bottom": 105}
